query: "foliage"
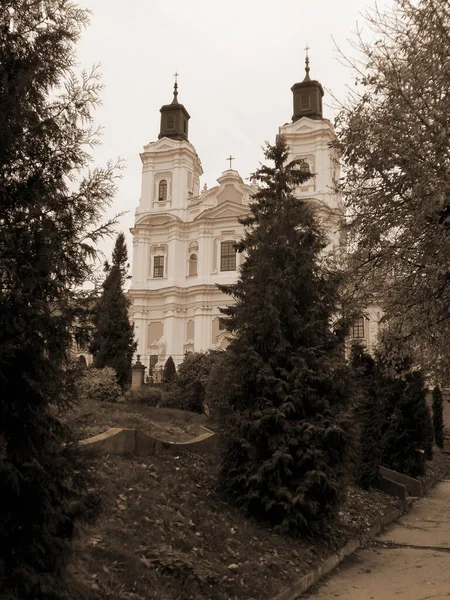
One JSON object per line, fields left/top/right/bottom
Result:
{"left": 170, "top": 351, "right": 224, "bottom": 414}
{"left": 163, "top": 356, "right": 177, "bottom": 383}
{"left": 90, "top": 233, "right": 136, "bottom": 389}
{"left": 216, "top": 136, "right": 354, "bottom": 534}
{"left": 432, "top": 385, "right": 445, "bottom": 449}
{"left": 76, "top": 367, "right": 122, "bottom": 403}
{"left": 350, "top": 342, "right": 384, "bottom": 490}
{"left": 336, "top": 0, "right": 450, "bottom": 378}
{"left": 126, "top": 385, "right": 164, "bottom": 407}
{"left": 0, "top": 2, "right": 120, "bottom": 597}
{"left": 382, "top": 369, "right": 433, "bottom": 477}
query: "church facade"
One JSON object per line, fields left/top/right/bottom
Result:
{"left": 128, "top": 61, "right": 380, "bottom": 372}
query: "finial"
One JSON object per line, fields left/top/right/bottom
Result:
{"left": 172, "top": 71, "right": 179, "bottom": 104}
{"left": 226, "top": 155, "right": 235, "bottom": 169}
{"left": 304, "top": 45, "right": 311, "bottom": 81}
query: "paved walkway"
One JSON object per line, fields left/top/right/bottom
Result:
{"left": 307, "top": 478, "right": 450, "bottom": 599}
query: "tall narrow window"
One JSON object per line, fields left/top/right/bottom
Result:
{"left": 158, "top": 180, "right": 167, "bottom": 202}
{"left": 352, "top": 316, "right": 365, "bottom": 339}
{"left": 166, "top": 114, "right": 175, "bottom": 130}
{"left": 188, "top": 254, "right": 197, "bottom": 276}
{"left": 153, "top": 255, "right": 164, "bottom": 278}
{"left": 220, "top": 241, "right": 236, "bottom": 271}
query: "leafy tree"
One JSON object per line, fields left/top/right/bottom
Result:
{"left": 90, "top": 233, "right": 136, "bottom": 390}
{"left": 337, "top": 0, "right": 450, "bottom": 378}
{"left": 0, "top": 2, "right": 118, "bottom": 598}
{"left": 432, "top": 385, "right": 445, "bottom": 449}
{"left": 216, "top": 136, "right": 354, "bottom": 534}
{"left": 350, "top": 342, "right": 383, "bottom": 489}
{"left": 163, "top": 355, "right": 177, "bottom": 383}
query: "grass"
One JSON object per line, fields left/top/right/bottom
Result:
{"left": 61, "top": 395, "right": 209, "bottom": 442}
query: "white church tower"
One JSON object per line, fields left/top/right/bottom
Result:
{"left": 129, "top": 60, "right": 378, "bottom": 375}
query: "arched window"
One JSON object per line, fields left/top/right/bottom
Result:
{"left": 188, "top": 253, "right": 198, "bottom": 276}
{"left": 300, "top": 160, "right": 310, "bottom": 174}
{"left": 158, "top": 180, "right": 167, "bottom": 202}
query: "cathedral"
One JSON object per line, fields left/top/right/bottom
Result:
{"left": 128, "top": 58, "right": 381, "bottom": 373}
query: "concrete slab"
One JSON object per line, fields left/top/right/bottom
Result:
{"left": 308, "top": 546, "right": 450, "bottom": 599}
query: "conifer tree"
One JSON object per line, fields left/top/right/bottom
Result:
{"left": 217, "top": 136, "right": 354, "bottom": 534}
{"left": 350, "top": 342, "right": 384, "bottom": 489}
{"left": 0, "top": 2, "right": 118, "bottom": 597}
{"left": 90, "top": 233, "right": 136, "bottom": 389}
{"left": 432, "top": 385, "right": 444, "bottom": 449}
{"left": 382, "top": 370, "right": 433, "bottom": 476}
{"left": 163, "top": 356, "right": 177, "bottom": 383}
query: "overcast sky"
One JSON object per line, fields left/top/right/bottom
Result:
{"left": 75, "top": 0, "right": 392, "bottom": 265}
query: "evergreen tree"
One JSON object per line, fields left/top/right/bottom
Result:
{"left": 163, "top": 356, "right": 177, "bottom": 383}
{"left": 90, "top": 233, "right": 136, "bottom": 389}
{"left": 0, "top": 2, "right": 118, "bottom": 598}
{"left": 382, "top": 370, "right": 433, "bottom": 477}
{"left": 350, "top": 342, "right": 384, "bottom": 489}
{"left": 217, "top": 136, "right": 354, "bottom": 534}
{"left": 432, "top": 385, "right": 444, "bottom": 449}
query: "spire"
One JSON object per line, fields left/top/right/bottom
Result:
{"left": 290, "top": 47, "right": 324, "bottom": 121}
{"left": 172, "top": 71, "right": 179, "bottom": 104}
{"left": 303, "top": 45, "right": 311, "bottom": 82}
{"left": 159, "top": 72, "right": 190, "bottom": 141}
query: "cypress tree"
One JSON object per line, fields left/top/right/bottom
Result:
{"left": 382, "top": 370, "right": 433, "bottom": 477}
{"left": 0, "top": 3, "right": 117, "bottom": 597}
{"left": 90, "top": 233, "right": 136, "bottom": 390}
{"left": 163, "top": 356, "right": 177, "bottom": 383}
{"left": 350, "top": 342, "right": 384, "bottom": 489}
{"left": 432, "top": 385, "right": 444, "bottom": 449}
{"left": 217, "top": 136, "right": 354, "bottom": 534}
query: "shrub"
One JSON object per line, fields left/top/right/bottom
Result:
{"left": 126, "top": 386, "right": 164, "bottom": 406}
{"left": 432, "top": 385, "right": 445, "bottom": 449}
{"left": 76, "top": 367, "right": 122, "bottom": 403}
{"left": 170, "top": 351, "right": 223, "bottom": 413}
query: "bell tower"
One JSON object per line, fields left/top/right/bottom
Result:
{"left": 291, "top": 47, "right": 324, "bottom": 121}
{"left": 158, "top": 72, "right": 190, "bottom": 142}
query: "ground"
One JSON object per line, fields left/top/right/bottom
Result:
{"left": 63, "top": 395, "right": 450, "bottom": 600}
{"left": 305, "top": 477, "right": 450, "bottom": 599}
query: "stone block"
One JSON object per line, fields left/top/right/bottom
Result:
{"left": 80, "top": 428, "right": 136, "bottom": 455}
{"left": 379, "top": 466, "right": 423, "bottom": 497}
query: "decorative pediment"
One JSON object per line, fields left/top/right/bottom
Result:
{"left": 194, "top": 200, "right": 248, "bottom": 221}
{"left": 280, "top": 116, "right": 334, "bottom": 137}
{"left": 216, "top": 183, "right": 244, "bottom": 205}
{"left": 134, "top": 212, "right": 182, "bottom": 228}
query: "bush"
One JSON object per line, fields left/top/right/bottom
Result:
{"left": 432, "top": 385, "right": 445, "bottom": 449}
{"left": 169, "top": 351, "right": 223, "bottom": 413}
{"left": 76, "top": 367, "right": 122, "bottom": 403}
{"left": 126, "top": 386, "right": 164, "bottom": 406}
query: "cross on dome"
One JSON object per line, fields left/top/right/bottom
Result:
{"left": 226, "top": 155, "right": 235, "bottom": 169}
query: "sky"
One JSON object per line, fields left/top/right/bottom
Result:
{"left": 74, "top": 0, "right": 393, "bottom": 264}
